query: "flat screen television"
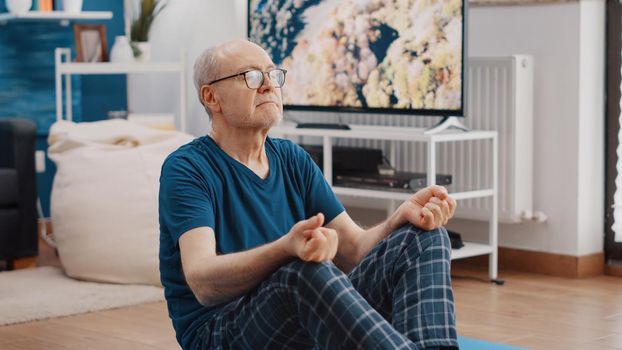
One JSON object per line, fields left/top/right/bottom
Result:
{"left": 248, "top": 0, "right": 466, "bottom": 118}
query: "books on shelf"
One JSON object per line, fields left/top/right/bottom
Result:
{"left": 37, "top": 0, "right": 53, "bottom": 11}
{"left": 32, "top": 0, "right": 63, "bottom": 12}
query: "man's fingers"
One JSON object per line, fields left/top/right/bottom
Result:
{"left": 301, "top": 233, "right": 322, "bottom": 260}
{"left": 303, "top": 228, "right": 324, "bottom": 242}
{"left": 316, "top": 213, "right": 325, "bottom": 226}
{"left": 425, "top": 202, "right": 443, "bottom": 224}
{"left": 432, "top": 197, "right": 451, "bottom": 220}
{"left": 298, "top": 213, "right": 325, "bottom": 231}
{"left": 442, "top": 200, "right": 451, "bottom": 225}
{"left": 305, "top": 229, "right": 327, "bottom": 250}
{"left": 448, "top": 196, "right": 457, "bottom": 216}
{"left": 428, "top": 185, "right": 448, "bottom": 200}
{"left": 420, "top": 207, "right": 435, "bottom": 230}
{"left": 438, "top": 195, "right": 457, "bottom": 221}
{"left": 320, "top": 228, "right": 339, "bottom": 259}
{"left": 429, "top": 205, "right": 443, "bottom": 228}
{"left": 302, "top": 228, "right": 338, "bottom": 261}
{"left": 316, "top": 228, "right": 338, "bottom": 260}
{"left": 302, "top": 229, "right": 314, "bottom": 239}
{"left": 293, "top": 214, "right": 334, "bottom": 261}
{"left": 412, "top": 185, "right": 448, "bottom": 206}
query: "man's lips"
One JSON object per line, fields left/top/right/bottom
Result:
{"left": 257, "top": 101, "right": 278, "bottom": 107}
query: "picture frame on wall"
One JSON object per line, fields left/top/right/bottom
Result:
{"left": 469, "top": 0, "right": 573, "bottom": 6}
{"left": 73, "top": 24, "right": 109, "bottom": 62}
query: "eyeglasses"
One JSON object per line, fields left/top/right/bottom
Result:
{"left": 208, "top": 68, "right": 287, "bottom": 89}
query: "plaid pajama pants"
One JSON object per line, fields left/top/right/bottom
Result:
{"left": 198, "top": 225, "right": 458, "bottom": 350}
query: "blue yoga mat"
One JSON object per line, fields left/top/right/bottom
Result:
{"left": 458, "top": 336, "right": 527, "bottom": 350}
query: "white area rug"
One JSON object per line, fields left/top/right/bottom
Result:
{"left": 0, "top": 266, "right": 165, "bottom": 326}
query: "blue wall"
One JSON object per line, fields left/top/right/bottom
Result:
{"left": 0, "top": 1, "right": 127, "bottom": 217}
{"left": 80, "top": 1, "right": 127, "bottom": 123}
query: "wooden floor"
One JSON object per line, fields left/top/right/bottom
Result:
{"left": 2, "top": 235, "right": 621, "bottom": 350}
{"left": 452, "top": 267, "right": 622, "bottom": 349}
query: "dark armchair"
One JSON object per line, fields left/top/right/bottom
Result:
{"left": 0, "top": 118, "right": 38, "bottom": 268}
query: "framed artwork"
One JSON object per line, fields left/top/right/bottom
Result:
{"left": 73, "top": 24, "right": 109, "bottom": 62}
{"left": 470, "top": 0, "right": 575, "bottom": 6}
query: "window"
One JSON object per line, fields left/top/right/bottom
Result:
{"left": 606, "top": 0, "right": 622, "bottom": 263}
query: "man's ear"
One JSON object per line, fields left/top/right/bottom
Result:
{"left": 200, "top": 85, "right": 221, "bottom": 113}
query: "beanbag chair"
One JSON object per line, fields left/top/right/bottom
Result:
{"left": 47, "top": 119, "right": 194, "bottom": 286}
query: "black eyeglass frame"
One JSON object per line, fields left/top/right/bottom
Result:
{"left": 207, "top": 68, "right": 287, "bottom": 89}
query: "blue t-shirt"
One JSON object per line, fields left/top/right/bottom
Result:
{"left": 158, "top": 135, "right": 345, "bottom": 350}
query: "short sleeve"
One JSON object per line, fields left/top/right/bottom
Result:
{"left": 293, "top": 143, "right": 345, "bottom": 223}
{"left": 159, "top": 155, "right": 215, "bottom": 244}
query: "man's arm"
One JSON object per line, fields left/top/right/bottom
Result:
{"left": 179, "top": 213, "right": 338, "bottom": 307}
{"left": 327, "top": 185, "right": 457, "bottom": 273}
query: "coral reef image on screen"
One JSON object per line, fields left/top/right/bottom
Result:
{"left": 249, "top": 0, "right": 463, "bottom": 111}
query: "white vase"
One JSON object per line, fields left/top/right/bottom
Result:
{"left": 62, "top": 0, "right": 82, "bottom": 13}
{"left": 134, "top": 41, "right": 151, "bottom": 62}
{"left": 110, "top": 36, "right": 135, "bottom": 63}
{"left": 6, "top": 0, "right": 32, "bottom": 15}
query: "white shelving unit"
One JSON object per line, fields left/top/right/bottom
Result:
{"left": 54, "top": 47, "right": 187, "bottom": 132}
{"left": 0, "top": 11, "right": 112, "bottom": 26}
{"left": 270, "top": 123, "right": 500, "bottom": 280}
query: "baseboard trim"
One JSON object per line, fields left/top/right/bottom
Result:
{"left": 13, "top": 257, "right": 37, "bottom": 270}
{"left": 576, "top": 252, "right": 606, "bottom": 278}
{"left": 606, "top": 264, "right": 622, "bottom": 278}
{"left": 452, "top": 247, "right": 605, "bottom": 278}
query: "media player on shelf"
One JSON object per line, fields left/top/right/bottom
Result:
{"left": 334, "top": 172, "right": 452, "bottom": 193}
{"left": 301, "top": 144, "right": 382, "bottom": 174}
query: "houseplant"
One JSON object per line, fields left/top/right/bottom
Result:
{"left": 130, "top": 0, "right": 167, "bottom": 62}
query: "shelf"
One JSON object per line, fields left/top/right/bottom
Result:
{"left": 271, "top": 123, "right": 497, "bottom": 143}
{"left": 55, "top": 47, "right": 188, "bottom": 132}
{"left": 58, "top": 62, "right": 183, "bottom": 74}
{"left": 451, "top": 242, "right": 494, "bottom": 260}
{"left": 333, "top": 186, "right": 493, "bottom": 201}
{"left": 0, "top": 11, "right": 113, "bottom": 25}
{"left": 450, "top": 189, "right": 495, "bottom": 200}
{"left": 270, "top": 122, "right": 498, "bottom": 278}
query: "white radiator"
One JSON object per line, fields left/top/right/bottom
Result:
{"left": 286, "top": 55, "right": 534, "bottom": 223}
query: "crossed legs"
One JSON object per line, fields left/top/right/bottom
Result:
{"left": 199, "top": 225, "right": 457, "bottom": 350}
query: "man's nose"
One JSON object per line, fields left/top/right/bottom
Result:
{"left": 257, "top": 72, "right": 275, "bottom": 93}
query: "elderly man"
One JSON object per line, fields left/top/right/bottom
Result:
{"left": 159, "top": 39, "right": 458, "bottom": 350}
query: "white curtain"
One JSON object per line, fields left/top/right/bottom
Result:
{"left": 614, "top": 53, "right": 622, "bottom": 243}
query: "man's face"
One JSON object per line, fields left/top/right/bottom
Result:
{"left": 210, "top": 42, "right": 284, "bottom": 130}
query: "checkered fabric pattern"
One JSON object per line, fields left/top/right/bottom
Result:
{"left": 198, "top": 225, "right": 457, "bottom": 350}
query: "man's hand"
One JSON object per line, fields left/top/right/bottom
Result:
{"left": 391, "top": 185, "right": 457, "bottom": 231}
{"left": 285, "top": 213, "right": 339, "bottom": 262}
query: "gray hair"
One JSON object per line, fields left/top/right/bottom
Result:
{"left": 193, "top": 47, "right": 222, "bottom": 119}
